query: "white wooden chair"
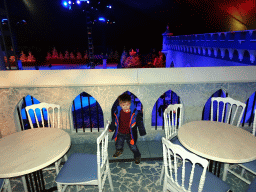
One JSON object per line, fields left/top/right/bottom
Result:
{"left": 163, "top": 104, "right": 183, "bottom": 141}
{"left": 211, "top": 97, "right": 246, "bottom": 127}
{"left": 160, "top": 104, "right": 184, "bottom": 184}
{"left": 210, "top": 97, "right": 249, "bottom": 183}
{"left": 0, "top": 179, "right": 11, "bottom": 192}
{"left": 55, "top": 121, "right": 114, "bottom": 192}
{"left": 162, "top": 137, "right": 230, "bottom": 192}
{"left": 25, "top": 102, "right": 67, "bottom": 174}
{"left": 25, "top": 102, "right": 61, "bottom": 129}
{"left": 223, "top": 110, "right": 256, "bottom": 184}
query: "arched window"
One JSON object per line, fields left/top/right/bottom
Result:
{"left": 72, "top": 92, "right": 103, "bottom": 132}
{"left": 242, "top": 91, "right": 256, "bottom": 127}
{"left": 17, "top": 95, "right": 41, "bottom": 130}
{"left": 224, "top": 49, "right": 229, "bottom": 60}
{"left": 202, "top": 89, "right": 227, "bottom": 121}
{"left": 111, "top": 91, "right": 143, "bottom": 120}
{"left": 152, "top": 90, "right": 181, "bottom": 130}
{"left": 243, "top": 50, "right": 251, "bottom": 64}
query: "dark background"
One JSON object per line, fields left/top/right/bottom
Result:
{"left": 1, "top": 0, "right": 256, "bottom": 62}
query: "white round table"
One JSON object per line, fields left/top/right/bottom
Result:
{"left": 0, "top": 128, "right": 71, "bottom": 191}
{"left": 178, "top": 121, "right": 256, "bottom": 164}
{"left": 178, "top": 121, "right": 256, "bottom": 181}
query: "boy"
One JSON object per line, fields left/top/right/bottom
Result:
{"left": 109, "top": 93, "right": 146, "bottom": 164}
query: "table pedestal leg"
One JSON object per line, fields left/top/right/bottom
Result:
{"left": 208, "top": 160, "right": 222, "bottom": 177}
{"left": 25, "top": 170, "right": 46, "bottom": 192}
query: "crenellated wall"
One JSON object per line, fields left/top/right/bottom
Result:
{"left": 162, "top": 29, "right": 256, "bottom": 67}
{"left": 0, "top": 67, "right": 256, "bottom": 143}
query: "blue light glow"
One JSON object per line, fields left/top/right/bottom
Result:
{"left": 68, "top": 1, "right": 71, "bottom": 4}
{"left": 87, "top": 1, "right": 89, "bottom": 4}
{"left": 98, "top": 17, "right": 105, "bottom": 22}
{"left": 63, "top": 1, "right": 68, "bottom": 7}
{"left": 77, "top": 0, "right": 80, "bottom": 4}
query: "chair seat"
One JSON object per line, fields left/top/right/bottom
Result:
{"left": 247, "top": 177, "right": 256, "bottom": 192}
{"left": 240, "top": 160, "right": 256, "bottom": 173}
{"left": 173, "top": 162, "right": 230, "bottom": 192}
{"left": 171, "top": 136, "right": 189, "bottom": 152}
{"left": 56, "top": 153, "right": 97, "bottom": 184}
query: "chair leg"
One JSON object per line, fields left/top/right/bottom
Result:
{"left": 57, "top": 183, "right": 63, "bottom": 192}
{"left": 64, "top": 154, "right": 68, "bottom": 162}
{"left": 21, "top": 176, "right": 28, "bottom": 192}
{"left": 160, "top": 165, "right": 164, "bottom": 185}
{"left": 222, "top": 163, "right": 229, "bottom": 181}
{"left": 163, "top": 176, "right": 167, "bottom": 192}
{"left": 240, "top": 168, "right": 245, "bottom": 177}
{"left": 107, "top": 165, "right": 114, "bottom": 191}
{"left": 55, "top": 161, "right": 60, "bottom": 174}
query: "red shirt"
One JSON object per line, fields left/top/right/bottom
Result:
{"left": 119, "top": 110, "right": 131, "bottom": 134}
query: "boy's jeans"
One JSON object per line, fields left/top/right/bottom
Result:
{"left": 115, "top": 133, "right": 141, "bottom": 158}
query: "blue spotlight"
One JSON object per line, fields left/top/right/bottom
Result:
{"left": 77, "top": 0, "right": 80, "bottom": 4}
{"left": 98, "top": 17, "right": 105, "bottom": 22}
{"left": 87, "top": 1, "right": 90, "bottom": 4}
{"left": 63, "top": 1, "right": 68, "bottom": 7}
{"left": 1, "top": 19, "right": 7, "bottom": 24}
{"left": 68, "top": 1, "right": 71, "bottom": 4}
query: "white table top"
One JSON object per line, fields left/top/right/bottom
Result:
{"left": 0, "top": 128, "right": 71, "bottom": 178}
{"left": 178, "top": 121, "right": 256, "bottom": 163}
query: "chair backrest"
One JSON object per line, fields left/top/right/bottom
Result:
{"left": 162, "top": 137, "right": 208, "bottom": 192}
{"left": 210, "top": 97, "right": 246, "bottom": 127}
{"left": 253, "top": 109, "right": 256, "bottom": 136}
{"left": 25, "top": 102, "right": 60, "bottom": 129}
{"left": 163, "top": 104, "right": 183, "bottom": 140}
{"left": 97, "top": 120, "right": 111, "bottom": 191}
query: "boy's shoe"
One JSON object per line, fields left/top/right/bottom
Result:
{"left": 135, "top": 156, "right": 141, "bottom": 164}
{"left": 113, "top": 150, "right": 123, "bottom": 158}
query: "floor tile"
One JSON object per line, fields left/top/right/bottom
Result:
{"left": 147, "top": 140, "right": 163, "bottom": 158}
{"left": 137, "top": 141, "right": 150, "bottom": 158}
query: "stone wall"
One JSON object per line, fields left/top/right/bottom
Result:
{"left": 0, "top": 67, "right": 256, "bottom": 144}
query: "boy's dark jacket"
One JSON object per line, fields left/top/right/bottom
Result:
{"left": 109, "top": 102, "right": 146, "bottom": 145}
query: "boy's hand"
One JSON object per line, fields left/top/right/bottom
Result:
{"left": 109, "top": 129, "right": 113, "bottom": 132}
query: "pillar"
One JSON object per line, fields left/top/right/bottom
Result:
{"left": 208, "top": 48, "right": 212, "bottom": 56}
{"left": 237, "top": 49, "right": 245, "bottom": 61}
{"left": 213, "top": 48, "right": 218, "bottom": 57}
{"left": 248, "top": 50, "right": 256, "bottom": 63}
{"left": 103, "top": 59, "right": 107, "bottom": 69}
{"left": 228, "top": 49, "right": 235, "bottom": 60}
{"left": 220, "top": 48, "right": 225, "bottom": 58}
